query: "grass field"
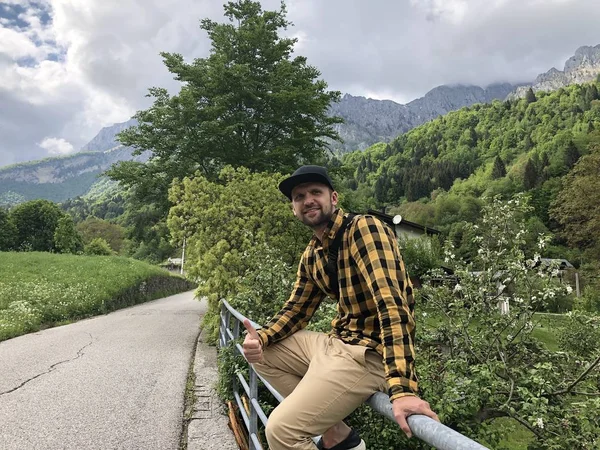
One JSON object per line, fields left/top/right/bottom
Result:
{"left": 0, "top": 252, "right": 196, "bottom": 342}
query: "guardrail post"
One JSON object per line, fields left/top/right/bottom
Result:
{"left": 249, "top": 369, "right": 259, "bottom": 450}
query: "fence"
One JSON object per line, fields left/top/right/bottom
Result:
{"left": 219, "top": 299, "right": 489, "bottom": 450}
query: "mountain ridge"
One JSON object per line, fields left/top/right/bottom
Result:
{"left": 2, "top": 43, "right": 600, "bottom": 206}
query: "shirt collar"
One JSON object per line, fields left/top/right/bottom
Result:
{"left": 325, "top": 207, "right": 346, "bottom": 241}
{"left": 308, "top": 208, "right": 346, "bottom": 249}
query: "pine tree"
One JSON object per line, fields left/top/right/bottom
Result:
{"left": 564, "top": 141, "right": 581, "bottom": 170}
{"left": 491, "top": 155, "right": 507, "bottom": 179}
{"left": 523, "top": 134, "right": 534, "bottom": 151}
{"left": 525, "top": 88, "right": 537, "bottom": 104}
{"left": 523, "top": 158, "right": 538, "bottom": 190}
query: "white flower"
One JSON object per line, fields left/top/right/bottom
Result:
{"left": 535, "top": 418, "right": 544, "bottom": 429}
{"left": 453, "top": 284, "right": 463, "bottom": 293}
{"left": 566, "top": 285, "right": 573, "bottom": 294}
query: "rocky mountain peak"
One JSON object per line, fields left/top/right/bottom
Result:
{"left": 564, "top": 44, "right": 600, "bottom": 72}
{"left": 509, "top": 44, "right": 600, "bottom": 99}
{"left": 80, "top": 118, "right": 138, "bottom": 153}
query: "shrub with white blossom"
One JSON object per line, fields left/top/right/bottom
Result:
{"left": 416, "top": 195, "right": 600, "bottom": 449}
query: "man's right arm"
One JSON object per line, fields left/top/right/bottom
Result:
{"left": 256, "top": 259, "right": 325, "bottom": 348}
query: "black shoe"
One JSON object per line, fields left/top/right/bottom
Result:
{"left": 316, "top": 429, "right": 366, "bottom": 450}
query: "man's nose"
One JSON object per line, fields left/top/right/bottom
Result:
{"left": 303, "top": 194, "right": 316, "bottom": 205}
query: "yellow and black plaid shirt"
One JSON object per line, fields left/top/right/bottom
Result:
{"left": 257, "top": 208, "right": 417, "bottom": 400}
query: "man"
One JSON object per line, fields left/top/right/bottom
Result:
{"left": 243, "top": 165, "right": 438, "bottom": 450}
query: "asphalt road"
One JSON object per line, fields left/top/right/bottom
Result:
{"left": 0, "top": 291, "right": 206, "bottom": 450}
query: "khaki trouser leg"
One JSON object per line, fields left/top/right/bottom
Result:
{"left": 253, "top": 330, "right": 386, "bottom": 450}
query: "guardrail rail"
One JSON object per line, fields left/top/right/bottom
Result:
{"left": 219, "top": 299, "right": 489, "bottom": 450}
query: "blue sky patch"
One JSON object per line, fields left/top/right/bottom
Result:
{"left": 0, "top": 1, "right": 52, "bottom": 29}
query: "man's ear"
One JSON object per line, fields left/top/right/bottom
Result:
{"left": 331, "top": 190, "right": 339, "bottom": 206}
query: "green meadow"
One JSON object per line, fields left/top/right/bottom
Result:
{"left": 0, "top": 252, "right": 196, "bottom": 342}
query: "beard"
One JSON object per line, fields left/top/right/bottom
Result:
{"left": 299, "top": 205, "right": 334, "bottom": 229}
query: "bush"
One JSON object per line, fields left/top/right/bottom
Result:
{"left": 558, "top": 312, "right": 600, "bottom": 358}
{"left": 85, "top": 237, "right": 114, "bottom": 256}
{"left": 397, "top": 234, "right": 442, "bottom": 280}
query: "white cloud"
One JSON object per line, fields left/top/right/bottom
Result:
{"left": 0, "top": 26, "right": 41, "bottom": 58}
{"left": 38, "top": 137, "right": 74, "bottom": 155}
{"left": 0, "top": 0, "right": 600, "bottom": 167}
{"left": 410, "top": 0, "right": 469, "bottom": 23}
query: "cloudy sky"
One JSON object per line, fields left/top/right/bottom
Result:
{"left": 1, "top": 0, "right": 599, "bottom": 167}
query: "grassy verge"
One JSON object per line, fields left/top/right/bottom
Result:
{"left": 0, "top": 251, "right": 197, "bottom": 342}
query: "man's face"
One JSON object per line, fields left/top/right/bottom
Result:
{"left": 291, "top": 182, "right": 338, "bottom": 229}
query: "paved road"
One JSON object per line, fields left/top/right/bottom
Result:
{"left": 0, "top": 291, "right": 206, "bottom": 450}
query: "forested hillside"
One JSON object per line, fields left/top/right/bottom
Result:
{"left": 340, "top": 79, "right": 600, "bottom": 262}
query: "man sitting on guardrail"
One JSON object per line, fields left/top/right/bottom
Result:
{"left": 242, "top": 165, "right": 438, "bottom": 450}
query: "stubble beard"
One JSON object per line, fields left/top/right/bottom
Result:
{"left": 300, "top": 205, "right": 334, "bottom": 230}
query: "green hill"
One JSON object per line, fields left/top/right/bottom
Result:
{"left": 343, "top": 80, "right": 600, "bottom": 215}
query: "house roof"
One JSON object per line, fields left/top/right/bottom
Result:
{"left": 540, "top": 258, "right": 575, "bottom": 269}
{"left": 367, "top": 209, "right": 441, "bottom": 236}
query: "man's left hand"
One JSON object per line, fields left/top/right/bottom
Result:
{"left": 392, "top": 396, "right": 439, "bottom": 438}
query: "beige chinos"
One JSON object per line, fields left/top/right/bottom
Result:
{"left": 253, "top": 329, "right": 387, "bottom": 450}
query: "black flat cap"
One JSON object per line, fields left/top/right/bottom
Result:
{"left": 278, "top": 165, "right": 335, "bottom": 200}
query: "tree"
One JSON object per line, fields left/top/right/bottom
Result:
{"left": 76, "top": 217, "right": 125, "bottom": 253}
{"left": 523, "top": 158, "right": 538, "bottom": 190}
{"left": 108, "top": 0, "right": 341, "bottom": 215}
{"left": 491, "top": 155, "right": 506, "bottom": 179}
{"left": 550, "top": 146, "right": 600, "bottom": 251}
{"left": 167, "top": 166, "right": 311, "bottom": 341}
{"left": 0, "top": 209, "right": 17, "bottom": 251}
{"left": 418, "top": 196, "right": 599, "bottom": 449}
{"left": 53, "top": 215, "right": 83, "bottom": 254}
{"left": 10, "top": 200, "right": 64, "bottom": 252}
{"left": 525, "top": 87, "right": 537, "bottom": 104}
{"left": 563, "top": 140, "right": 581, "bottom": 170}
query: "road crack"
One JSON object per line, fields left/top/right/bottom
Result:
{"left": 0, "top": 333, "right": 94, "bottom": 396}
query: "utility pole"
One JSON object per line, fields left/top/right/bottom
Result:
{"left": 180, "top": 237, "right": 186, "bottom": 275}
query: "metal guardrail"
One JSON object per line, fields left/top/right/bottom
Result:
{"left": 219, "top": 299, "right": 489, "bottom": 450}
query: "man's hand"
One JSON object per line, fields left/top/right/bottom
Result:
{"left": 392, "top": 396, "right": 439, "bottom": 438}
{"left": 242, "top": 319, "right": 264, "bottom": 364}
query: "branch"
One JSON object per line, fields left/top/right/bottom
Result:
{"left": 508, "top": 414, "right": 544, "bottom": 439}
{"left": 551, "top": 353, "right": 600, "bottom": 396}
{"left": 476, "top": 408, "right": 508, "bottom": 422}
{"left": 568, "top": 391, "right": 600, "bottom": 397}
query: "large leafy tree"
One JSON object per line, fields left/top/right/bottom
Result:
{"left": 167, "top": 166, "right": 311, "bottom": 340}
{"left": 10, "top": 200, "right": 64, "bottom": 252}
{"left": 108, "top": 0, "right": 341, "bottom": 212}
{"left": 0, "top": 209, "right": 17, "bottom": 251}
{"left": 53, "top": 215, "right": 83, "bottom": 254}
{"left": 550, "top": 145, "right": 600, "bottom": 253}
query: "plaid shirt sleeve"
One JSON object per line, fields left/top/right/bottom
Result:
{"left": 256, "top": 255, "right": 326, "bottom": 348}
{"left": 348, "top": 215, "right": 418, "bottom": 400}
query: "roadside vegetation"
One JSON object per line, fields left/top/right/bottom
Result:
{"left": 0, "top": 252, "right": 196, "bottom": 342}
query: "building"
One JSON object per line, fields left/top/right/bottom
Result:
{"left": 366, "top": 209, "right": 441, "bottom": 240}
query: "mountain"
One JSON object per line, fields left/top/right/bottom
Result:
{"left": 80, "top": 118, "right": 138, "bottom": 152}
{"left": 328, "top": 83, "right": 517, "bottom": 153}
{"left": 508, "top": 45, "right": 600, "bottom": 99}
{"left": 0, "top": 83, "right": 519, "bottom": 206}
{"left": 0, "top": 145, "right": 145, "bottom": 207}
